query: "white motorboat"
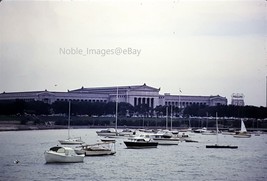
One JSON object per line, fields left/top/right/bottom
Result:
{"left": 202, "top": 130, "right": 217, "bottom": 135}
{"left": 44, "top": 146, "right": 84, "bottom": 163}
{"left": 233, "top": 119, "right": 251, "bottom": 138}
{"left": 149, "top": 132, "right": 179, "bottom": 145}
{"left": 58, "top": 101, "right": 84, "bottom": 145}
{"left": 152, "top": 138, "right": 179, "bottom": 145}
{"left": 118, "top": 128, "right": 134, "bottom": 136}
{"left": 75, "top": 142, "right": 116, "bottom": 156}
{"left": 194, "top": 127, "right": 207, "bottom": 133}
{"left": 96, "top": 128, "right": 118, "bottom": 137}
{"left": 59, "top": 137, "right": 84, "bottom": 145}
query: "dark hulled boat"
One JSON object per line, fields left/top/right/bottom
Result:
{"left": 206, "top": 144, "right": 238, "bottom": 149}
{"left": 124, "top": 137, "right": 158, "bottom": 149}
{"left": 206, "top": 113, "right": 238, "bottom": 149}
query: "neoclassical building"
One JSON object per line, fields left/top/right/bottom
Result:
{"left": 0, "top": 84, "right": 227, "bottom": 108}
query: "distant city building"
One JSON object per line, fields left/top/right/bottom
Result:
{"left": 0, "top": 84, "right": 227, "bottom": 108}
{"left": 231, "top": 93, "right": 245, "bottom": 106}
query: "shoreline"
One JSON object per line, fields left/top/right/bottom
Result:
{"left": 1, "top": 124, "right": 267, "bottom": 132}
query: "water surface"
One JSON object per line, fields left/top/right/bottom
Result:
{"left": 0, "top": 129, "right": 266, "bottom": 181}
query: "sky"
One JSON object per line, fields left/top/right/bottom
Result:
{"left": 0, "top": 0, "right": 266, "bottom": 107}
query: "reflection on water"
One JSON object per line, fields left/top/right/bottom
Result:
{"left": 0, "top": 129, "right": 266, "bottom": 181}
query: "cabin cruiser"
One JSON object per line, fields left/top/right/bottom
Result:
{"left": 148, "top": 133, "right": 179, "bottom": 145}
{"left": 44, "top": 146, "right": 84, "bottom": 163}
{"left": 124, "top": 136, "right": 158, "bottom": 149}
{"left": 118, "top": 128, "right": 134, "bottom": 136}
{"left": 96, "top": 128, "right": 117, "bottom": 136}
{"left": 75, "top": 142, "right": 116, "bottom": 156}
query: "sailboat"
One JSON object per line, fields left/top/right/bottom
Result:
{"left": 206, "top": 113, "right": 238, "bottom": 149}
{"left": 233, "top": 119, "right": 251, "bottom": 138}
{"left": 59, "top": 101, "right": 84, "bottom": 145}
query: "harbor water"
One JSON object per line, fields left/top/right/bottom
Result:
{"left": 0, "top": 129, "right": 266, "bottom": 181}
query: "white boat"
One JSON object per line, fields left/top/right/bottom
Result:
{"left": 254, "top": 131, "right": 261, "bottom": 136}
{"left": 194, "top": 127, "right": 207, "bottom": 133}
{"left": 44, "top": 146, "right": 84, "bottom": 163}
{"left": 202, "top": 130, "right": 217, "bottom": 135}
{"left": 149, "top": 133, "right": 179, "bottom": 145}
{"left": 233, "top": 119, "right": 251, "bottom": 138}
{"left": 75, "top": 142, "right": 116, "bottom": 156}
{"left": 118, "top": 128, "right": 134, "bottom": 136}
{"left": 96, "top": 128, "right": 118, "bottom": 137}
{"left": 59, "top": 101, "right": 84, "bottom": 145}
{"left": 59, "top": 137, "right": 84, "bottom": 145}
{"left": 100, "top": 137, "right": 116, "bottom": 143}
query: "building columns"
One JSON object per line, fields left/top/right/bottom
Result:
{"left": 133, "top": 97, "right": 155, "bottom": 108}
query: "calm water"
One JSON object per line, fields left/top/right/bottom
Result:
{"left": 0, "top": 129, "right": 266, "bottom": 181}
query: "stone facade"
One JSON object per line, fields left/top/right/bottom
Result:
{"left": 0, "top": 84, "right": 227, "bottom": 107}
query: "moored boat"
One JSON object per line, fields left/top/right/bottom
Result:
{"left": 96, "top": 128, "right": 118, "bottom": 137}
{"left": 59, "top": 137, "right": 84, "bottom": 145}
{"left": 206, "top": 113, "right": 238, "bottom": 149}
{"left": 58, "top": 101, "right": 84, "bottom": 145}
{"left": 233, "top": 119, "right": 251, "bottom": 138}
{"left": 75, "top": 142, "right": 116, "bottom": 156}
{"left": 44, "top": 146, "right": 84, "bottom": 163}
{"left": 233, "top": 133, "right": 251, "bottom": 138}
{"left": 194, "top": 127, "right": 207, "bottom": 133}
{"left": 118, "top": 128, "right": 134, "bottom": 136}
{"left": 149, "top": 133, "right": 179, "bottom": 145}
{"left": 206, "top": 144, "right": 238, "bottom": 149}
{"left": 124, "top": 137, "right": 158, "bottom": 149}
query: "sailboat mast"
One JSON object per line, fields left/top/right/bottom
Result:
{"left": 216, "top": 112, "right": 218, "bottom": 144}
{"left": 166, "top": 106, "right": 168, "bottom": 130}
{"left": 170, "top": 105, "right": 173, "bottom": 131}
{"left": 115, "top": 87, "right": 118, "bottom": 133}
{"left": 68, "top": 100, "right": 71, "bottom": 139}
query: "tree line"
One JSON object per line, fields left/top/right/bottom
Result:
{"left": 0, "top": 99, "right": 267, "bottom": 119}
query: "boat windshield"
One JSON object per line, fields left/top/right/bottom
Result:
{"left": 50, "top": 146, "right": 65, "bottom": 153}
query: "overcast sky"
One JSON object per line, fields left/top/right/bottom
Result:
{"left": 0, "top": 0, "right": 266, "bottom": 106}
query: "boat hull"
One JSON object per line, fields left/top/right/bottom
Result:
{"left": 58, "top": 139, "right": 84, "bottom": 145}
{"left": 233, "top": 134, "right": 251, "bottom": 138}
{"left": 44, "top": 151, "right": 84, "bottom": 163}
{"left": 85, "top": 150, "right": 116, "bottom": 156}
{"left": 118, "top": 132, "right": 133, "bottom": 136}
{"left": 124, "top": 141, "right": 158, "bottom": 149}
{"left": 153, "top": 139, "right": 179, "bottom": 145}
{"left": 206, "top": 145, "right": 238, "bottom": 149}
{"left": 96, "top": 132, "right": 117, "bottom": 137}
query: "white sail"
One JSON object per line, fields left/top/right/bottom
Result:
{"left": 240, "top": 119, "right": 247, "bottom": 133}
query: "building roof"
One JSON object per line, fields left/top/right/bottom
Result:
{"left": 70, "top": 83, "right": 160, "bottom": 94}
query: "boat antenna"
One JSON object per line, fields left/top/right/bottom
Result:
{"left": 68, "top": 100, "right": 71, "bottom": 139}
{"left": 216, "top": 112, "right": 218, "bottom": 144}
{"left": 115, "top": 87, "right": 118, "bottom": 134}
{"left": 166, "top": 106, "right": 168, "bottom": 130}
{"left": 170, "top": 105, "right": 173, "bottom": 131}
